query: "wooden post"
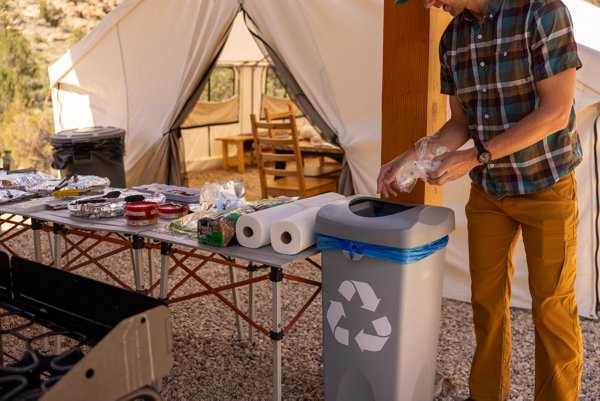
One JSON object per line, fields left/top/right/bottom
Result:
{"left": 381, "top": 2, "right": 451, "bottom": 206}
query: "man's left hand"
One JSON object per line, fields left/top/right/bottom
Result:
{"left": 427, "top": 148, "right": 479, "bottom": 186}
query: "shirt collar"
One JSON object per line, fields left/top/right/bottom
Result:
{"left": 461, "top": 0, "right": 503, "bottom": 24}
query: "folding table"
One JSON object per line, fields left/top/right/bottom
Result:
{"left": 0, "top": 203, "right": 323, "bottom": 401}
{"left": 139, "top": 228, "right": 322, "bottom": 401}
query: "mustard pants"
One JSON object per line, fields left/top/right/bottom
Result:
{"left": 466, "top": 172, "right": 582, "bottom": 401}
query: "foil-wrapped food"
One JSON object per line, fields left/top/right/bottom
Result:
{"left": 0, "top": 189, "right": 34, "bottom": 204}
{"left": 68, "top": 193, "right": 166, "bottom": 219}
{"left": 0, "top": 171, "right": 55, "bottom": 191}
{"left": 29, "top": 174, "right": 111, "bottom": 196}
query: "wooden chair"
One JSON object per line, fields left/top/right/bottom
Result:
{"left": 262, "top": 107, "right": 341, "bottom": 178}
{"left": 250, "top": 114, "right": 338, "bottom": 199}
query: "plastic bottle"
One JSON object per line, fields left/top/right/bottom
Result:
{"left": 2, "top": 150, "right": 13, "bottom": 171}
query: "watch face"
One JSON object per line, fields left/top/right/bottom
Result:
{"left": 478, "top": 151, "right": 492, "bottom": 165}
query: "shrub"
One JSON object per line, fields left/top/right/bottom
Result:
{"left": 0, "top": 96, "right": 54, "bottom": 172}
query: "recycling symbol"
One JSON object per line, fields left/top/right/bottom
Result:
{"left": 326, "top": 280, "right": 391, "bottom": 352}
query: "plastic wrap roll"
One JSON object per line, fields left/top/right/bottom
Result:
{"left": 271, "top": 207, "right": 321, "bottom": 255}
{"left": 236, "top": 192, "right": 345, "bottom": 248}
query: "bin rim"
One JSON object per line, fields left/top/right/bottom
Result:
{"left": 50, "top": 126, "right": 125, "bottom": 144}
{"left": 314, "top": 195, "right": 455, "bottom": 249}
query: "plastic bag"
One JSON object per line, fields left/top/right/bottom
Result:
{"left": 199, "top": 180, "right": 245, "bottom": 211}
{"left": 395, "top": 134, "right": 448, "bottom": 192}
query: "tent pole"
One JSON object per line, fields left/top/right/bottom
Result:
{"left": 381, "top": 2, "right": 450, "bottom": 206}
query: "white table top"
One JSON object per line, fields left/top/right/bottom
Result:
{"left": 0, "top": 201, "right": 319, "bottom": 269}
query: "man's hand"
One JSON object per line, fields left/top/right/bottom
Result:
{"left": 376, "top": 150, "right": 416, "bottom": 197}
{"left": 427, "top": 148, "right": 478, "bottom": 186}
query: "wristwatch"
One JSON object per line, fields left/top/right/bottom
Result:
{"left": 474, "top": 139, "right": 492, "bottom": 165}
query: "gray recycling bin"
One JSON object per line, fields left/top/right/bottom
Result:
{"left": 50, "top": 126, "right": 126, "bottom": 188}
{"left": 315, "top": 196, "right": 455, "bottom": 401}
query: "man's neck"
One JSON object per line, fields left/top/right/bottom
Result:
{"left": 466, "top": 0, "right": 489, "bottom": 23}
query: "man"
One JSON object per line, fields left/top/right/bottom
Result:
{"left": 377, "top": 0, "right": 583, "bottom": 399}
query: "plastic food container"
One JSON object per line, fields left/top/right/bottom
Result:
{"left": 124, "top": 201, "right": 158, "bottom": 225}
{"left": 157, "top": 203, "right": 190, "bottom": 219}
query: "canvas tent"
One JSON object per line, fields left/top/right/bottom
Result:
{"left": 49, "top": 0, "right": 600, "bottom": 316}
{"left": 48, "top": 0, "right": 383, "bottom": 195}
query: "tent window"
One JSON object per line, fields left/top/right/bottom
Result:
{"left": 199, "top": 67, "right": 235, "bottom": 102}
{"left": 265, "top": 67, "right": 288, "bottom": 98}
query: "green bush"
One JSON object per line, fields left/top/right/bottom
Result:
{"left": 0, "top": 96, "right": 54, "bottom": 171}
{"left": 0, "top": 25, "right": 41, "bottom": 113}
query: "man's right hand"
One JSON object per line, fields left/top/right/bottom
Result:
{"left": 376, "top": 150, "right": 416, "bottom": 198}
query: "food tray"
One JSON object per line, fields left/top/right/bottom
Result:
{"left": 132, "top": 183, "right": 200, "bottom": 203}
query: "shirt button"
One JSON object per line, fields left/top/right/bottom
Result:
{"left": 477, "top": 34, "right": 482, "bottom": 39}
{"left": 480, "top": 61, "right": 485, "bottom": 67}
{"left": 484, "top": 114, "right": 489, "bottom": 119}
{"left": 482, "top": 88, "right": 487, "bottom": 93}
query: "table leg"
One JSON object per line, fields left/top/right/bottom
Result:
{"left": 132, "top": 235, "right": 145, "bottom": 292}
{"left": 228, "top": 265, "right": 243, "bottom": 341}
{"left": 159, "top": 242, "right": 172, "bottom": 300}
{"left": 236, "top": 141, "right": 245, "bottom": 173}
{"left": 270, "top": 266, "right": 283, "bottom": 401}
{"left": 32, "top": 219, "right": 43, "bottom": 263}
{"left": 148, "top": 246, "right": 154, "bottom": 297}
{"left": 248, "top": 263, "right": 256, "bottom": 344}
{"left": 53, "top": 223, "right": 62, "bottom": 269}
{"left": 221, "top": 141, "right": 230, "bottom": 171}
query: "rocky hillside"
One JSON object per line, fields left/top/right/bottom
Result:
{"left": 4, "top": 0, "right": 118, "bottom": 64}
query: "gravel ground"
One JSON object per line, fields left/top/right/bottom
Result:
{"left": 3, "top": 166, "right": 599, "bottom": 400}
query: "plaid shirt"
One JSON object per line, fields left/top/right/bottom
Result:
{"left": 439, "top": 0, "right": 583, "bottom": 196}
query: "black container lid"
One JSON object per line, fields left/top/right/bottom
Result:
{"left": 50, "top": 126, "right": 124, "bottom": 144}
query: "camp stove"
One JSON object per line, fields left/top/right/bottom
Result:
{"left": 0, "top": 252, "right": 172, "bottom": 401}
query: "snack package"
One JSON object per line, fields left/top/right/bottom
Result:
{"left": 197, "top": 208, "right": 240, "bottom": 247}
{"left": 167, "top": 210, "right": 216, "bottom": 238}
{"left": 395, "top": 133, "right": 448, "bottom": 192}
{"left": 197, "top": 198, "right": 290, "bottom": 247}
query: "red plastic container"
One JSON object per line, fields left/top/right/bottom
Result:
{"left": 157, "top": 203, "right": 190, "bottom": 219}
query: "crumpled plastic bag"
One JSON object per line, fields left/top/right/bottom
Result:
{"left": 395, "top": 133, "right": 448, "bottom": 192}
{"left": 199, "top": 180, "right": 245, "bottom": 211}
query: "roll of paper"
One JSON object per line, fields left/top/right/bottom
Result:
{"left": 236, "top": 202, "right": 305, "bottom": 248}
{"left": 294, "top": 192, "right": 344, "bottom": 208}
{"left": 236, "top": 192, "right": 344, "bottom": 248}
{"left": 271, "top": 207, "right": 321, "bottom": 255}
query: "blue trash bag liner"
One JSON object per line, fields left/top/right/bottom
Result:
{"left": 316, "top": 234, "right": 449, "bottom": 264}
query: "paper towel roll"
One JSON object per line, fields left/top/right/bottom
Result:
{"left": 236, "top": 192, "right": 345, "bottom": 248}
{"left": 271, "top": 207, "right": 321, "bottom": 255}
{"left": 294, "top": 192, "right": 344, "bottom": 208}
{"left": 236, "top": 202, "right": 305, "bottom": 248}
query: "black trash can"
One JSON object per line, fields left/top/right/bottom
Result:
{"left": 50, "top": 126, "right": 126, "bottom": 188}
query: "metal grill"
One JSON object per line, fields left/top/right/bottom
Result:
{"left": 0, "top": 252, "right": 172, "bottom": 401}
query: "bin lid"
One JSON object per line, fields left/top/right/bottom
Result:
{"left": 315, "top": 196, "right": 455, "bottom": 248}
{"left": 50, "top": 127, "right": 125, "bottom": 144}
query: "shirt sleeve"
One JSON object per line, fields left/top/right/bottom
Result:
{"left": 529, "top": 0, "right": 582, "bottom": 82}
{"left": 439, "top": 35, "right": 456, "bottom": 95}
